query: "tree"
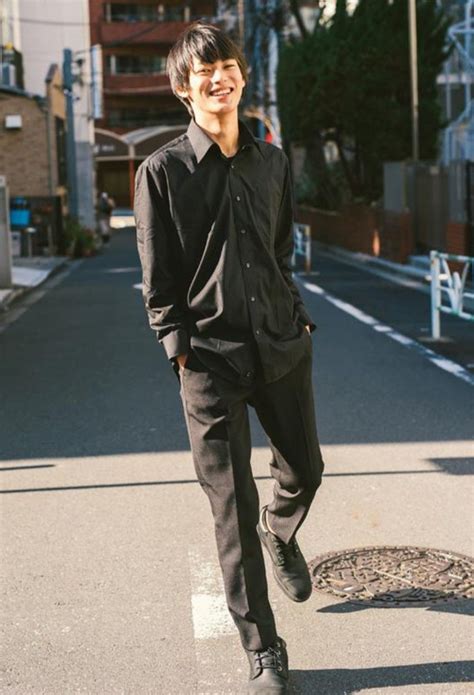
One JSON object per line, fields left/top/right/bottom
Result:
{"left": 278, "top": 0, "right": 451, "bottom": 207}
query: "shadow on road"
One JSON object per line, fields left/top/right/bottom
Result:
{"left": 2, "top": 459, "right": 473, "bottom": 494}
{"left": 317, "top": 596, "right": 474, "bottom": 618}
{"left": 290, "top": 660, "right": 474, "bottom": 694}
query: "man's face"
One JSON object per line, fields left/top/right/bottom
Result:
{"left": 178, "top": 57, "right": 246, "bottom": 118}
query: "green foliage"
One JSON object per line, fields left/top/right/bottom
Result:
{"left": 278, "top": 0, "right": 451, "bottom": 207}
{"left": 63, "top": 216, "right": 98, "bottom": 258}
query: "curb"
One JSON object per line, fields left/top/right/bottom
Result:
{"left": 312, "top": 241, "right": 429, "bottom": 284}
{"left": 0, "top": 257, "right": 70, "bottom": 313}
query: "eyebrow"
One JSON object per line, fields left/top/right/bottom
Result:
{"left": 193, "top": 60, "right": 237, "bottom": 69}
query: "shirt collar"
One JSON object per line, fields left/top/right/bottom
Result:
{"left": 187, "top": 117, "right": 264, "bottom": 163}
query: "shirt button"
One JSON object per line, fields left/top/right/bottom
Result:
{"left": 245, "top": 262, "right": 251, "bottom": 269}
{"left": 231, "top": 164, "right": 235, "bottom": 169}
{"left": 255, "top": 329, "right": 261, "bottom": 336}
{"left": 245, "top": 371, "right": 252, "bottom": 378}
{"left": 236, "top": 195, "right": 241, "bottom": 202}
{"left": 250, "top": 296, "right": 256, "bottom": 302}
{"left": 240, "top": 228, "right": 246, "bottom": 234}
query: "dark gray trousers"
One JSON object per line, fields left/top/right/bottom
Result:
{"left": 179, "top": 340, "right": 324, "bottom": 651}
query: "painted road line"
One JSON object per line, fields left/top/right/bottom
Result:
{"left": 300, "top": 279, "right": 474, "bottom": 388}
{"left": 188, "top": 547, "right": 234, "bottom": 640}
{"left": 105, "top": 267, "right": 141, "bottom": 273}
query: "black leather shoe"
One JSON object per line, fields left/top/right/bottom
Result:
{"left": 247, "top": 637, "right": 289, "bottom": 694}
{"left": 257, "top": 506, "right": 312, "bottom": 602}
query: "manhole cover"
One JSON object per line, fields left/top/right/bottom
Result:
{"left": 308, "top": 546, "right": 473, "bottom": 606}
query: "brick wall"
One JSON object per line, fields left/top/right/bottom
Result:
{"left": 446, "top": 221, "right": 468, "bottom": 256}
{"left": 296, "top": 204, "right": 415, "bottom": 264}
{"left": 376, "top": 210, "right": 414, "bottom": 264}
{"left": 0, "top": 94, "right": 50, "bottom": 196}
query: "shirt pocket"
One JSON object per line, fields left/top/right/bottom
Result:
{"left": 253, "top": 179, "right": 282, "bottom": 247}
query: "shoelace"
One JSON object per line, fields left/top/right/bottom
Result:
{"left": 273, "top": 536, "right": 300, "bottom": 567}
{"left": 253, "top": 644, "right": 284, "bottom": 672}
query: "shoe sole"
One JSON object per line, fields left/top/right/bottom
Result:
{"left": 257, "top": 524, "right": 312, "bottom": 603}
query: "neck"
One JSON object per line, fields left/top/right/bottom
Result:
{"left": 193, "top": 110, "right": 240, "bottom": 157}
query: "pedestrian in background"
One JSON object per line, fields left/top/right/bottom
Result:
{"left": 134, "top": 22, "right": 325, "bottom": 694}
{"left": 97, "top": 191, "right": 114, "bottom": 244}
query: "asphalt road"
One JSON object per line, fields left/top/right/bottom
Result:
{"left": 1, "top": 229, "right": 473, "bottom": 694}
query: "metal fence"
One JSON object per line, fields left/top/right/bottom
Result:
{"left": 430, "top": 250, "right": 474, "bottom": 338}
{"left": 291, "top": 223, "right": 312, "bottom": 272}
{"left": 467, "top": 160, "right": 474, "bottom": 257}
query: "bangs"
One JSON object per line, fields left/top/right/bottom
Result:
{"left": 167, "top": 22, "right": 248, "bottom": 116}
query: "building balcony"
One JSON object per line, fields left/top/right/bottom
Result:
{"left": 99, "top": 19, "right": 216, "bottom": 46}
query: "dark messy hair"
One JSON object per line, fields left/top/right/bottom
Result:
{"left": 166, "top": 22, "right": 248, "bottom": 118}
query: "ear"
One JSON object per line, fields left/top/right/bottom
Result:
{"left": 176, "top": 87, "right": 188, "bottom": 98}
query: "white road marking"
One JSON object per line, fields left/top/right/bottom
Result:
{"left": 105, "top": 267, "right": 141, "bottom": 273}
{"left": 301, "top": 279, "right": 474, "bottom": 387}
{"left": 188, "top": 547, "right": 234, "bottom": 640}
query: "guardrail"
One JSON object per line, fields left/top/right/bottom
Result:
{"left": 292, "top": 223, "right": 312, "bottom": 272}
{"left": 430, "top": 250, "right": 474, "bottom": 339}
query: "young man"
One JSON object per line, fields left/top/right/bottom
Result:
{"left": 134, "top": 22, "right": 325, "bottom": 694}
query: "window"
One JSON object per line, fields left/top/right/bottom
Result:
{"left": 105, "top": 3, "right": 186, "bottom": 22}
{"left": 105, "top": 54, "right": 166, "bottom": 75}
{"left": 108, "top": 109, "right": 158, "bottom": 128}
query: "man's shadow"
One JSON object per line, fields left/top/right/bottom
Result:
{"left": 290, "top": 660, "right": 473, "bottom": 694}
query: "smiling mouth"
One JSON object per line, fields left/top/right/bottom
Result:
{"left": 209, "top": 87, "right": 233, "bottom": 97}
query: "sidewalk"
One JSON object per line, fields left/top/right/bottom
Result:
{"left": 0, "top": 256, "right": 69, "bottom": 311}
{"left": 313, "top": 242, "right": 429, "bottom": 284}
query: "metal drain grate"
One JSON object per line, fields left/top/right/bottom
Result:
{"left": 308, "top": 546, "right": 473, "bottom": 606}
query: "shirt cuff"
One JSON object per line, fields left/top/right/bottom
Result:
{"left": 161, "top": 328, "right": 190, "bottom": 361}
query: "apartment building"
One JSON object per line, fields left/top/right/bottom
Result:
{"left": 89, "top": 0, "right": 217, "bottom": 132}
{"left": 89, "top": 0, "right": 218, "bottom": 205}
{"left": 8, "top": 0, "right": 97, "bottom": 228}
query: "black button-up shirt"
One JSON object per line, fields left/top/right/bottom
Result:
{"left": 134, "top": 117, "right": 316, "bottom": 384}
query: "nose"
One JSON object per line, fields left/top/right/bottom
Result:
{"left": 211, "top": 68, "right": 223, "bottom": 81}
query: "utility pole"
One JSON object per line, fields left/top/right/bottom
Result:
{"left": 266, "top": 0, "right": 282, "bottom": 148}
{"left": 0, "top": 176, "right": 12, "bottom": 289}
{"left": 408, "top": 0, "right": 419, "bottom": 161}
{"left": 255, "top": 0, "right": 266, "bottom": 139}
{"left": 237, "top": 0, "right": 245, "bottom": 50}
{"left": 63, "top": 48, "right": 79, "bottom": 219}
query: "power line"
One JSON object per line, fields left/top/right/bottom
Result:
{"left": 12, "top": 17, "right": 92, "bottom": 26}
